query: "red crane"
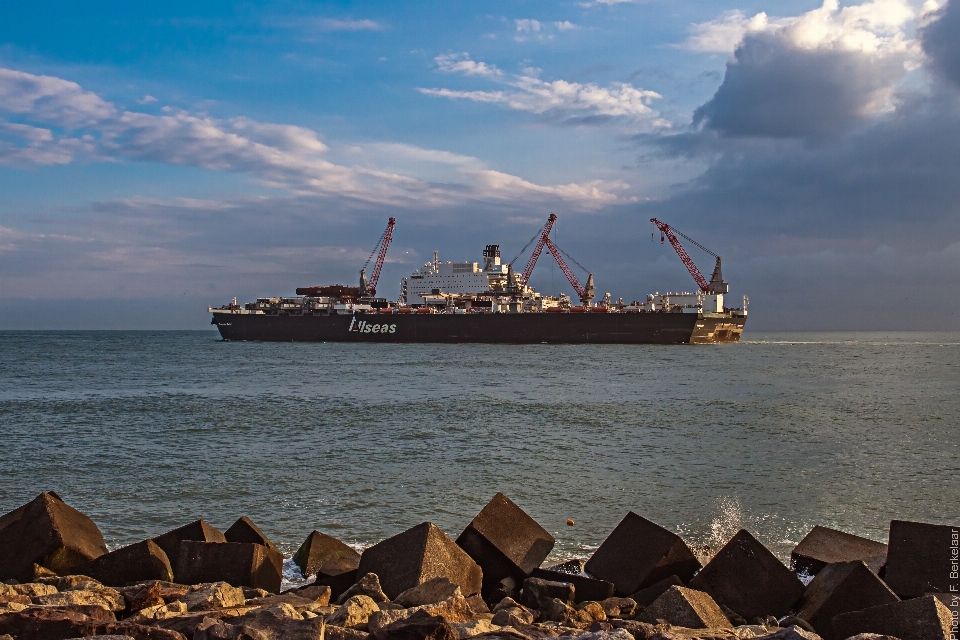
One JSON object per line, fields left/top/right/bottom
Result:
{"left": 650, "top": 218, "right": 727, "bottom": 294}
{"left": 511, "top": 213, "right": 558, "bottom": 285}
{"left": 360, "top": 217, "right": 396, "bottom": 296}
{"left": 542, "top": 233, "right": 595, "bottom": 305}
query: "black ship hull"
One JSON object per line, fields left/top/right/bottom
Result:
{"left": 211, "top": 311, "right": 744, "bottom": 344}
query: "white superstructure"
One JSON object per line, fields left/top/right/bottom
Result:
{"left": 400, "top": 245, "right": 512, "bottom": 305}
{"left": 642, "top": 292, "right": 725, "bottom": 314}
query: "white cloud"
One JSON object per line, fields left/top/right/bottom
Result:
{"left": 2, "top": 122, "right": 53, "bottom": 142}
{"left": 0, "top": 67, "right": 629, "bottom": 209}
{"left": 0, "top": 68, "right": 115, "bottom": 127}
{"left": 137, "top": 95, "right": 158, "bottom": 105}
{"left": 786, "top": 0, "right": 914, "bottom": 53}
{"left": 316, "top": 18, "right": 384, "bottom": 31}
{"left": 358, "top": 141, "right": 634, "bottom": 205}
{"left": 0, "top": 121, "right": 96, "bottom": 166}
{"left": 508, "top": 76, "right": 659, "bottom": 117}
{"left": 515, "top": 19, "right": 542, "bottom": 33}
{"left": 690, "top": 0, "right": 921, "bottom": 137}
{"left": 515, "top": 19, "right": 548, "bottom": 42}
{"left": 682, "top": 0, "right": 916, "bottom": 54}
{"left": 681, "top": 10, "right": 786, "bottom": 53}
{"left": 228, "top": 117, "right": 329, "bottom": 154}
{"left": 511, "top": 17, "right": 577, "bottom": 41}
{"left": 434, "top": 53, "right": 503, "bottom": 78}
{"left": 420, "top": 56, "right": 661, "bottom": 120}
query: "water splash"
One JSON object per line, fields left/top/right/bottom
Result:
{"left": 683, "top": 496, "right": 747, "bottom": 563}
{"left": 280, "top": 557, "right": 312, "bottom": 592}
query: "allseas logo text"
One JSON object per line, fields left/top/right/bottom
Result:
{"left": 348, "top": 318, "right": 397, "bottom": 334}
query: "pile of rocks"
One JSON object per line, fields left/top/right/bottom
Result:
{"left": 0, "top": 491, "right": 955, "bottom": 640}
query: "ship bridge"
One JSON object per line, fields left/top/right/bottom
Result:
{"left": 401, "top": 245, "right": 509, "bottom": 305}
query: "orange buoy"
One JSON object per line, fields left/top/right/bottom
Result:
{"left": 566, "top": 519, "right": 575, "bottom": 526}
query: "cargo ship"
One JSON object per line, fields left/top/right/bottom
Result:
{"left": 210, "top": 216, "right": 747, "bottom": 344}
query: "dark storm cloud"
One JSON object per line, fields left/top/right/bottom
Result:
{"left": 652, "top": 92, "right": 960, "bottom": 238}
{"left": 692, "top": 31, "right": 908, "bottom": 139}
{"left": 921, "top": 0, "right": 960, "bottom": 89}
{"left": 609, "top": 2, "right": 960, "bottom": 328}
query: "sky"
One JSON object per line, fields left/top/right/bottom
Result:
{"left": 1, "top": 0, "right": 958, "bottom": 330}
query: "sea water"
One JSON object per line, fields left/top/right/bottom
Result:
{"left": 1, "top": 330, "right": 957, "bottom": 565}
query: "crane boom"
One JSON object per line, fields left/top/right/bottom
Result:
{"left": 542, "top": 234, "right": 595, "bottom": 305}
{"left": 519, "top": 213, "right": 557, "bottom": 285}
{"left": 360, "top": 217, "right": 396, "bottom": 296}
{"left": 650, "top": 218, "right": 711, "bottom": 293}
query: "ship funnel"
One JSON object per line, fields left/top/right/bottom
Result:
{"left": 582, "top": 273, "right": 596, "bottom": 306}
{"left": 708, "top": 257, "right": 729, "bottom": 294}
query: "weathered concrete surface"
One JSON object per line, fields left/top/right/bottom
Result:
{"left": 175, "top": 541, "right": 284, "bottom": 593}
{"left": 795, "top": 561, "right": 899, "bottom": 640}
{"left": 883, "top": 519, "right": 957, "bottom": 598}
{"left": 688, "top": 529, "right": 804, "bottom": 620}
{"left": 152, "top": 520, "right": 226, "bottom": 579}
{"left": 75, "top": 540, "right": 173, "bottom": 587}
{"left": 358, "top": 522, "right": 483, "bottom": 599}
{"left": 0, "top": 492, "right": 108, "bottom": 581}
{"left": 520, "top": 576, "right": 574, "bottom": 609}
{"left": 530, "top": 568, "right": 615, "bottom": 604}
{"left": 790, "top": 526, "right": 888, "bottom": 577}
{"left": 313, "top": 569, "right": 360, "bottom": 601}
{"left": 636, "top": 586, "right": 731, "bottom": 629}
{"left": 629, "top": 574, "right": 684, "bottom": 607}
{"left": 224, "top": 516, "right": 280, "bottom": 553}
{"left": 293, "top": 530, "right": 361, "bottom": 578}
{"left": 585, "top": 512, "right": 701, "bottom": 596}
{"left": 456, "top": 493, "right": 554, "bottom": 597}
{"left": 832, "top": 595, "right": 953, "bottom": 640}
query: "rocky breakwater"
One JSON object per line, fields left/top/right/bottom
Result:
{"left": 0, "top": 491, "right": 956, "bottom": 640}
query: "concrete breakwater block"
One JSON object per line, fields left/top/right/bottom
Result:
{"left": 689, "top": 529, "right": 804, "bottom": 620}
{"left": 790, "top": 526, "right": 888, "bottom": 577}
{"left": 292, "top": 530, "right": 361, "bottom": 578}
{"left": 832, "top": 595, "right": 954, "bottom": 640}
{"left": 585, "top": 511, "right": 701, "bottom": 596}
{"left": 175, "top": 541, "right": 284, "bottom": 593}
{"left": 520, "top": 576, "right": 574, "bottom": 609}
{"left": 636, "top": 585, "right": 732, "bottom": 629}
{"left": 530, "top": 567, "right": 615, "bottom": 603}
{"left": 358, "top": 522, "right": 483, "bottom": 599}
{"left": 628, "top": 574, "right": 684, "bottom": 607}
{"left": 455, "top": 493, "right": 555, "bottom": 597}
{"left": 224, "top": 516, "right": 279, "bottom": 554}
{"left": 883, "top": 519, "right": 958, "bottom": 598}
{"left": 151, "top": 520, "right": 225, "bottom": 578}
{"left": 795, "top": 560, "right": 899, "bottom": 640}
{"left": 0, "top": 492, "right": 108, "bottom": 581}
{"left": 74, "top": 540, "right": 173, "bottom": 587}
{"left": 312, "top": 568, "right": 361, "bottom": 601}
